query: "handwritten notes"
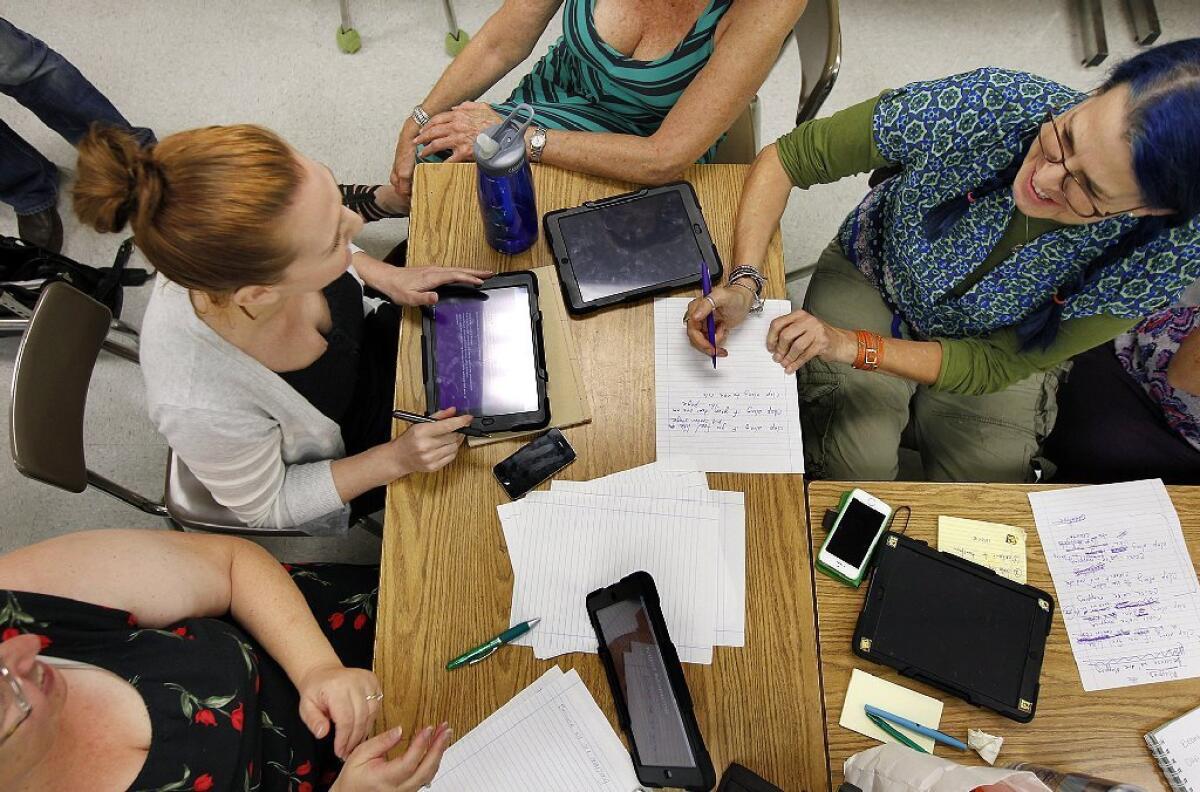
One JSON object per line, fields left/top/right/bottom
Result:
{"left": 1029, "top": 479, "right": 1200, "bottom": 691}
{"left": 654, "top": 298, "right": 805, "bottom": 473}
{"left": 938, "top": 516, "right": 1027, "bottom": 584}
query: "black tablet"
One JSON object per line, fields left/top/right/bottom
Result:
{"left": 420, "top": 271, "right": 550, "bottom": 434}
{"left": 853, "top": 532, "right": 1054, "bottom": 723}
{"left": 543, "top": 181, "right": 723, "bottom": 314}
{"left": 588, "top": 571, "right": 716, "bottom": 791}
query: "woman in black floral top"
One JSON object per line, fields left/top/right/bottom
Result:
{"left": 0, "top": 529, "right": 450, "bottom": 791}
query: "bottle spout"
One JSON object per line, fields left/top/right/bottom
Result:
{"left": 475, "top": 131, "right": 500, "bottom": 160}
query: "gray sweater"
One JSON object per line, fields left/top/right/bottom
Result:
{"left": 141, "top": 276, "right": 365, "bottom": 535}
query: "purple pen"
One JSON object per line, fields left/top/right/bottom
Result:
{"left": 701, "top": 260, "right": 717, "bottom": 369}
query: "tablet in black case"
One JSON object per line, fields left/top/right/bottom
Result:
{"left": 420, "top": 271, "right": 550, "bottom": 434}
{"left": 853, "top": 532, "right": 1054, "bottom": 722}
{"left": 588, "top": 571, "right": 716, "bottom": 791}
{"left": 544, "top": 181, "right": 723, "bottom": 314}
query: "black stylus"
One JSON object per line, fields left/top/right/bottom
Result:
{"left": 392, "top": 409, "right": 492, "bottom": 439}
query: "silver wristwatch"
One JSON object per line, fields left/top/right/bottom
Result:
{"left": 529, "top": 125, "right": 548, "bottom": 163}
{"left": 410, "top": 104, "right": 430, "bottom": 128}
{"left": 727, "top": 266, "right": 767, "bottom": 313}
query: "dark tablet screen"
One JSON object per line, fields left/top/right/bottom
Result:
{"left": 558, "top": 190, "right": 705, "bottom": 303}
{"left": 871, "top": 550, "right": 1035, "bottom": 704}
{"left": 430, "top": 285, "right": 539, "bottom": 415}
{"left": 595, "top": 597, "right": 697, "bottom": 769}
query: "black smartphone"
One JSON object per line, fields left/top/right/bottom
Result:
{"left": 492, "top": 428, "right": 576, "bottom": 500}
{"left": 587, "top": 571, "right": 716, "bottom": 791}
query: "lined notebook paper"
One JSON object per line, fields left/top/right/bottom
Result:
{"left": 500, "top": 463, "right": 746, "bottom": 663}
{"left": 654, "top": 298, "right": 805, "bottom": 473}
{"left": 1146, "top": 704, "right": 1200, "bottom": 792}
{"left": 553, "top": 471, "right": 746, "bottom": 647}
{"left": 1029, "top": 479, "right": 1200, "bottom": 691}
{"left": 430, "top": 666, "right": 641, "bottom": 791}
{"left": 500, "top": 490, "right": 721, "bottom": 664}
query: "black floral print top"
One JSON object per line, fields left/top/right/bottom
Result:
{"left": 0, "top": 563, "right": 378, "bottom": 792}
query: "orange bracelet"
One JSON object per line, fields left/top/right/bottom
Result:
{"left": 853, "top": 330, "right": 884, "bottom": 371}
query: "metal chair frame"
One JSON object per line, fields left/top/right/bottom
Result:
{"left": 9, "top": 282, "right": 379, "bottom": 537}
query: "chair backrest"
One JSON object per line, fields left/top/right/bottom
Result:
{"left": 9, "top": 282, "right": 111, "bottom": 492}
{"left": 794, "top": 0, "right": 841, "bottom": 126}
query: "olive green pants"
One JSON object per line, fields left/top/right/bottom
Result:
{"left": 797, "top": 242, "right": 1063, "bottom": 482}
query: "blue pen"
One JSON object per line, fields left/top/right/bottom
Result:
{"left": 864, "top": 704, "right": 967, "bottom": 751}
{"left": 700, "top": 260, "right": 717, "bottom": 369}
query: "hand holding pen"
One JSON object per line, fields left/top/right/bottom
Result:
{"left": 684, "top": 284, "right": 755, "bottom": 359}
{"left": 387, "top": 407, "right": 476, "bottom": 474}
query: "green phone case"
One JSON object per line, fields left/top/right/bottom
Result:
{"left": 815, "top": 491, "right": 891, "bottom": 588}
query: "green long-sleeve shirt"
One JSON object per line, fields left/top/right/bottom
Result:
{"left": 774, "top": 96, "right": 1134, "bottom": 395}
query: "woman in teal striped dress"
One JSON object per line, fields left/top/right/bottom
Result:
{"left": 381, "top": 0, "right": 805, "bottom": 214}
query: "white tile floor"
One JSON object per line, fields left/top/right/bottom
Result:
{"left": 2, "top": 0, "right": 1197, "bottom": 557}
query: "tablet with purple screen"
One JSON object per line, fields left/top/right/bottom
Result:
{"left": 421, "top": 271, "right": 549, "bottom": 432}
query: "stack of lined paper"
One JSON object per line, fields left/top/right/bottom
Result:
{"left": 430, "top": 666, "right": 639, "bottom": 790}
{"left": 497, "top": 462, "right": 745, "bottom": 664}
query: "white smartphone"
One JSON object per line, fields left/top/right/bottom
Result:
{"left": 817, "top": 488, "right": 893, "bottom": 581}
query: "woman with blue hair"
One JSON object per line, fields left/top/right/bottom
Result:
{"left": 685, "top": 39, "right": 1200, "bottom": 482}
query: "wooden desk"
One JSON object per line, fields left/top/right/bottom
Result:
{"left": 808, "top": 481, "right": 1200, "bottom": 791}
{"left": 375, "top": 163, "right": 829, "bottom": 790}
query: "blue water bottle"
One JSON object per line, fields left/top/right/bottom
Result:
{"left": 474, "top": 104, "right": 538, "bottom": 254}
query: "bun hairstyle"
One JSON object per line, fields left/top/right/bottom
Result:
{"left": 73, "top": 123, "right": 305, "bottom": 298}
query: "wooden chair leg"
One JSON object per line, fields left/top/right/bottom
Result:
{"left": 1078, "top": 0, "right": 1108, "bottom": 67}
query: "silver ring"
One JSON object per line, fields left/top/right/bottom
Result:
{"left": 704, "top": 296, "right": 717, "bottom": 312}
{"left": 365, "top": 692, "right": 384, "bottom": 703}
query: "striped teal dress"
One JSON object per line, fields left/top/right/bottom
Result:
{"left": 492, "top": 0, "right": 734, "bottom": 162}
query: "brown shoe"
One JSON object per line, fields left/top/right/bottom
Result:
{"left": 17, "top": 206, "right": 63, "bottom": 253}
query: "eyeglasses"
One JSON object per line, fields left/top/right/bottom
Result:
{"left": 0, "top": 658, "right": 32, "bottom": 746}
{"left": 1038, "top": 109, "right": 1143, "bottom": 219}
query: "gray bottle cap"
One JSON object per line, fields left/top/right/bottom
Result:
{"left": 474, "top": 104, "right": 535, "bottom": 176}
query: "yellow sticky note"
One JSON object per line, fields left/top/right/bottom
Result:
{"left": 937, "top": 516, "right": 1027, "bottom": 584}
{"left": 840, "top": 668, "right": 944, "bottom": 753}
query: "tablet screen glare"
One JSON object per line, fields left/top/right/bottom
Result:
{"left": 560, "top": 191, "right": 706, "bottom": 303}
{"left": 431, "top": 285, "right": 539, "bottom": 415}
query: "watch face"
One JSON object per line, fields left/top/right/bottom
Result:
{"left": 531, "top": 132, "right": 547, "bottom": 147}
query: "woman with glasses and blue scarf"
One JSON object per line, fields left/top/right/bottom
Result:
{"left": 685, "top": 39, "right": 1200, "bottom": 482}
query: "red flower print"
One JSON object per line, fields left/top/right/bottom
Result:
{"left": 321, "top": 770, "right": 338, "bottom": 785}
{"left": 282, "top": 563, "right": 294, "bottom": 571}
{"left": 1, "top": 627, "right": 18, "bottom": 641}
{"left": 126, "top": 613, "right": 138, "bottom": 627}
{"left": 254, "top": 674, "right": 261, "bottom": 693}
{"left": 35, "top": 634, "right": 51, "bottom": 650}
{"left": 299, "top": 782, "right": 313, "bottom": 792}
{"left": 328, "top": 612, "right": 345, "bottom": 630}
{"left": 173, "top": 627, "right": 188, "bottom": 637}
{"left": 231, "top": 702, "right": 244, "bottom": 732}
{"left": 193, "top": 773, "right": 214, "bottom": 792}
{"left": 353, "top": 613, "right": 367, "bottom": 631}
{"left": 194, "top": 709, "right": 218, "bottom": 727}
{"left": 296, "top": 760, "right": 312, "bottom": 776}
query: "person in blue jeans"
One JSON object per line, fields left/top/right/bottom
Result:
{"left": 0, "top": 18, "right": 154, "bottom": 252}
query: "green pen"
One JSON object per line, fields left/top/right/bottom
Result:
{"left": 446, "top": 618, "right": 541, "bottom": 670}
{"left": 865, "top": 710, "right": 927, "bottom": 753}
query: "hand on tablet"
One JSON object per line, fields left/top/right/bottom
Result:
{"left": 684, "top": 285, "right": 753, "bottom": 358}
{"left": 371, "top": 266, "right": 493, "bottom": 307}
{"left": 390, "top": 407, "right": 474, "bottom": 475}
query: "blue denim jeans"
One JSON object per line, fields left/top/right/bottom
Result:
{"left": 0, "top": 18, "right": 155, "bottom": 214}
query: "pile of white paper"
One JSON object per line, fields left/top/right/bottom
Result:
{"left": 430, "top": 666, "right": 640, "bottom": 791}
{"left": 498, "top": 462, "right": 745, "bottom": 665}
